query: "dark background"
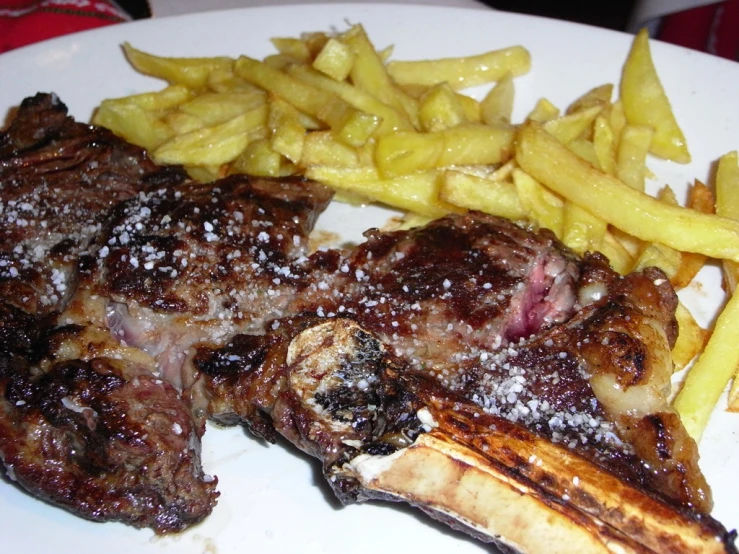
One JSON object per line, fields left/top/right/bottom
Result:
{"left": 115, "top": 1, "right": 638, "bottom": 31}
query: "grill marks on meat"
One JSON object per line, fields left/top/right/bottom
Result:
{"left": 0, "top": 94, "right": 220, "bottom": 532}
{"left": 292, "top": 214, "right": 579, "bottom": 376}
{"left": 0, "top": 93, "right": 175, "bottom": 314}
{"left": 0, "top": 325, "right": 216, "bottom": 532}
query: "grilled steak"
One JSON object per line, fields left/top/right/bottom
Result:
{"left": 0, "top": 94, "right": 736, "bottom": 552}
{"left": 0, "top": 94, "right": 218, "bottom": 532}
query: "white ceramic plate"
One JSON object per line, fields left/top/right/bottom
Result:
{"left": 1, "top": 4, "right": 737, "bottom": 553}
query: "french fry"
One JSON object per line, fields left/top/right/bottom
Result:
{"left": 98, "top": 84, "right": 193, "bottom": 112}
{"left": 566, "top": 139, "right": 599, "bottom": 167}
{"left": 543, "top": 104, "right": 602, "bottom": 144}
{"left": 592, "top": 116, "right": 617, "bottom": 175}
{"left": 671, "top": 181, "right": 713, "bottom": 288}
{"left": 672, "top": 302, "right": 710, "bottom": 373}
{"left": 562, "top": 202, "right": 607, "bottom": 254}
{"left": 92, "top": 102, "right": 173, "bottom": 152}
{"left": 306, "top": 166, "right": 457, "bottom": 218}
{"left": 286, "top": 64, "right": 413, "bottom": 134}
{"left": 270, "top": 37, "right": 312, "bottom": 64}
{"left": 230, "top": 137, "right": 284, "bottom": 177}
{"left": 516, "top": 122, "right": 739, "bottom": 262}
{"left": 616, "top": 124, "right": 654, "bottom": 191}
{"left": 234, "top": 55, "right": 381, "bottom": 147}
{"left": 268, "top": 95, "right": 306, "bottom": 163}
{"left": 386, "top": 45, "right": 531, "bottom": 90}
{"left": 527, "top": 98, "right": 559, "bottom": 122}
{"left": 207, "top": 67, "right": 261, "bottom": 93}
{"left": 375, "top": 123, "right": 515, "bottom": 177}
{"left": 675, "top": 291, "right": 739, "bottom": 439}
{"left": 599, "top": 231, "right": 634, "bottom": 275}
{"left": 512, "top": 169, "right": 564, "bottom": 238}
{"left": 619, "top": 28, "right": 690, "bottom": 163}
{"left": 312, "top": 37, "right": 356, "bottom": 81}
{"left": 300, "top": 131, "right": 369, "bottom": 168}
{"left": 729, "top": 377, "right": 739, "bottom": 412}
{"left": 341, "top": 24, "right": 420, "bottom": 128}
{"left": 480, "top": 72, "right": 514, "bottom": 125}
{"left": 154, "top": 107, "right": 267, "bottom": 165}
{"left": 122, "top": 43, "right": 234, "bottom": 89}
{"left": 715, "top": 152, "right": 739, "bottom": 292}
{"left": 566, "top": 84, "right": 613, "bottom": 115}
{"left": 440, "top": 170, "right": 525, "bottom": 220}
{"left": 418, "top": 83, "right": 469, "bottom": 132}
{"left": 178, "top": 90, "right": 266, "bottom": 126}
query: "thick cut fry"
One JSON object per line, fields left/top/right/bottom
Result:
{"left": 592, "top": 116, "right": 617, "bottom": 175}
{"left": 230, "top": 137, "right": 283, "bottom": 177}
{"left": 386, "top": 46, "right": 531, "bottom": 90}
{"left": 375, "top": 123, "right": 515, "bottom": 177}
{"left": 599, "top": 231, "right": 634, "bottom": 275}
{"left": 98, "top": 84, "right": 193, "bottom": 112}
{"left": 616, "top": 124, "right": 653, "bottom": 191}
{"left": 207, "top": 67, "right": 260, "bottom": 93}
{"left": 299, "top": 131, "right": 369, "bottom": 168}
{"left": 234, "top": 56, "right": 378, "bottom": 146}
{"left": 287, "top": 64, "right": 413, "bottom": 133}
{"left": 620, "top": 28, "right": 690, "bottom": 163}
{"left": 543, "top": 104, "right": 602, "bottom": 144}
{"left": 270, "top": 37, "right": 312, "bottom": 63}
{"left": 440, "top": 170, "right": 525, "bottom": 220}
{"left": 480, "top": 72, "right": 514, "bottom": 125}
{"left": 566, "top": 139, "right": 599, "bottom": 167}
{"left": 716, "top": 151, "right": 739, "bottom": 292}
{"left": 341, "top": 25, "right": 419, "bottom": 127}
{"left": 516, "top": 122, "right": 739, "bottom": 261}
{"left": 527, "top": 98, "right": 559, "bottom": 122}
{"left": 268, "top": 96, "right": 306, "bottom": 163}
{"left": 729, "top": 377, "right": 739, "bottom": 411}
{"left": 179, "top": 90, "right": 266, "bottom": 126}
{"left": 154, "top": 107, "right": 267, "bottom": 165}
{"left": 672, "top": 181, "right": 713, "bottom": 288}
{"left": 675, "top": 291, "right": 739, "bottom": 439}
{"left": 122, "top": 43, "right": 234, "bottom": 89}
{"left": 418, "top": 83, "right": 468, "bottom": 132}
{"left": 312, "top": 37, "right": 356, "bottom": 81}
{"left": 566, "top": 84, "right": 613, "bottom": 114}
{"left": 672, "top": 302, "right": 710, "bottom": 373}
{"left": 512, "top": 169, "right": 564, "bottom": 238}
{"left": 92, "top": 102, "right": 172, "bottom": 152}
{"left": 306, "top": 166, "right": 457, "bottom": 217}
{"left": 633, "top": 241, "right": 681, "bottom": 279}
{"left": 562, "top": 202, "right": 606, "bottom": 254}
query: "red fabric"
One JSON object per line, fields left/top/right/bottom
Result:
{"left": 657, "top": 0, "right": 739, "bottom": 61}
{"left": 0, "top": 0, "right": 129, "bottom": 54}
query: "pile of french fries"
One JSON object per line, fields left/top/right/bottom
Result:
{"left": 92, "top": 25, "right": 739, "bottom": 441}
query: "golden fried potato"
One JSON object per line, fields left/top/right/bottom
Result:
{"left": 516, "top": 122, "right": 739, "bottom": 261}
{"left": 675, "top": 291, "right": 739, "bottom": 439}
{"left": 619, "top": 28, "right": 690, "bottom": 163}
{"left": 672, "top": 302, "right": 710, "bottom": 373}
{"left": 123, "top": 43, "right": 234, "bottom": 89}
{"left": 375, "top": 123, "right": 515, "bottom": 177}
{"left": 386, "top": 45, "right": 531, "bottom": 90}
{"left": 716, "top": 152, "right": 739, "bottom": 292}
{"left": 480, "top": 72, "right": 514, "bottom": 125}
{"left": 440, "top": 170, "right": 525, "bottom": 220}
{"left": 313, "top": 37, "right": 356, "bottom": 81}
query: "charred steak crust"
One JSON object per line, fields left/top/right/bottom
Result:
{"left": 0, "top": 94, "right": 219, "bottom": 533}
